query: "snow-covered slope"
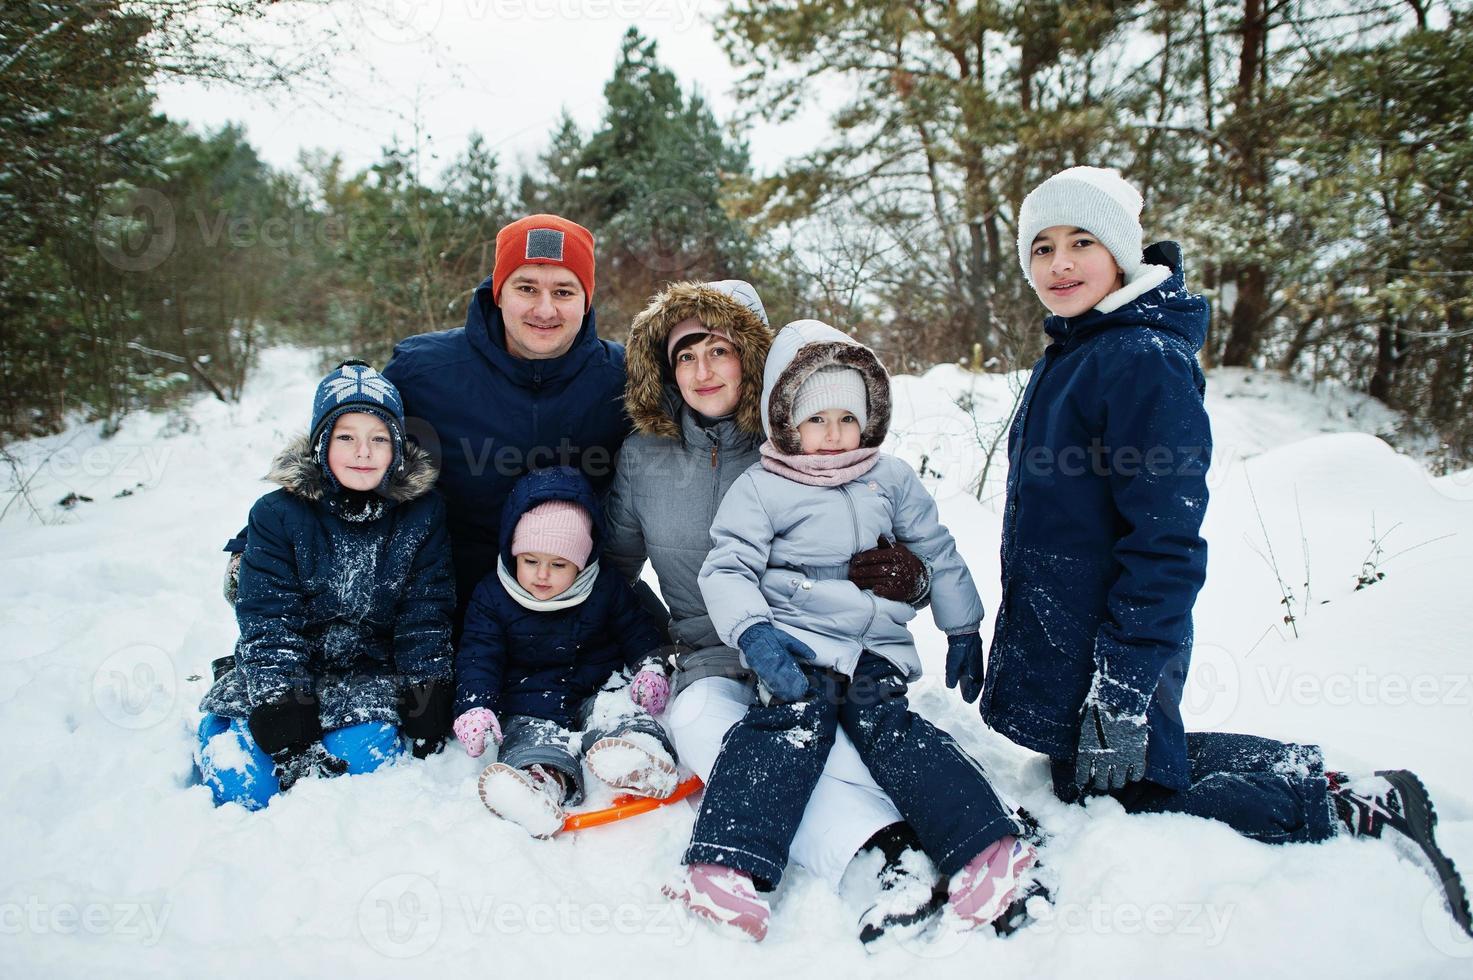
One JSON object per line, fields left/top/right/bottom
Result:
{"left": 2, "top": 348, "right": 1470, "bottom": 976}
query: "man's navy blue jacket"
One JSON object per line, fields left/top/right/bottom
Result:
{"left": 383, "top": 276, "right": 631, "bottom": 615}
{"left": 981, "top": 244, "right": 1212, "bottom": 791}
{"left": 454, "top": 466, "right": 665, "bottom": 728}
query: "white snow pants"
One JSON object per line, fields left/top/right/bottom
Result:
{"left": 666, "top": 676, "right": 903, "bottom": 889}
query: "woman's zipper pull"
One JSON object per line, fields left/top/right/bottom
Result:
{"left": 710, "top": 446, "right": 718, "bottom": 469}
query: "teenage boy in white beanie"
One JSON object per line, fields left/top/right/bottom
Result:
{"left": 960, "top": 165, "right": 1469, "bottom": 937}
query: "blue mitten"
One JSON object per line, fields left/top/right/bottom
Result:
{"left": 737, "top": 623, "right": 817, "bottom": 704}
{"left": 944, "top": 632, "right": 986, "bottom": 704}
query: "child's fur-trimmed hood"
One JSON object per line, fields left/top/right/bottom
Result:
{"left": 266, "top": 435, "right": 440, "bottom": 503}
{"left": 762, "top": 319, "right": 892, "bottom": 455}
{"left": 624, "top": 280, "right": 773, "bottom": 439}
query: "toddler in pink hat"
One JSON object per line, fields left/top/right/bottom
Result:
{"left": 452, "top": 467, "right": 678, "bottom": 837}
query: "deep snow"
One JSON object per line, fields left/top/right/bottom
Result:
{"left": 2, "top": 347, "right": 1470, "bottom": 977}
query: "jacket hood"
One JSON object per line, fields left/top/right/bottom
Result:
{"left": 266, "top": 435, "right": 439, "bottom": 503}
{"left": 625, "top": 280, "right": 773, "bottom": 439}
{"left": 1044, "top": 241, "right": 1208, "bottom": 352}
{"left": 498, "top": 466, "right": 605, "bottom": 569}
{"left": 762, "top": 319, "right": 892, "bottom": 455}
{"left": 463, "top": 273, "right": 604, "bottom": 388}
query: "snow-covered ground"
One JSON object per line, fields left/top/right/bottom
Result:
{"left": 3, "top": 347, "right": 1471, "bottom": 977}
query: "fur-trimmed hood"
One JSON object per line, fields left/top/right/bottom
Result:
{"left": 266, "top": 435, "right": 440, "bottom": 504}
{"left": 624, "top": 280, "right": 773, "bottom": 439}
{"left": 761, "top": 319, "right": 892, "bottom": 455}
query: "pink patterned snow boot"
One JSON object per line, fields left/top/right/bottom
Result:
{"left": 946, "top": 835, "right": 1039, "bottom": 930}
{"left": 662, "top": 863, "right": 771, "bottom": 941}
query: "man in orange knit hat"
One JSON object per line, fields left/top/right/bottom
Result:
{"left": 384, "top": 214, "right": 630, "bottom": 627}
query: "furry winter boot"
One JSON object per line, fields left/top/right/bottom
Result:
{"left": 663, "top": 863, "right": 771, "bottom": 941}
{"left": 850, "top": 823, "right": 946, "bottom": 948}
{"left": 583, "top": 734, "right": 678, "bottom": 799}
{"left": 477, "top": 763, "right": 567, "bottom": 838}
{"left": 1330, "top": 769, "right": 1471, "bottom": 936}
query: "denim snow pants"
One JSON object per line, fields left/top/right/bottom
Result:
{"left": 685, "top": 653, "right": 1021, "bottom": 887}
{"left": 1051, "top": 731, "right": 1334, "bottom": 844}
{"left": 196, "top": 713, "right": 405, "bottom": 810}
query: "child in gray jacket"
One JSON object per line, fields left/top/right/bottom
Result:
{"left": 664, "top": 319, "right": 1040, "bottom": 943}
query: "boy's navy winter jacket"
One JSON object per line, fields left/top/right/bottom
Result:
{"left": 383, "top": 279, "right": 631, "bottom": 613}
{"left": 980, "top": 244, "right": 1212, "bottom": 792}
{"left": 455, "top": 466, "right": 665, "bottom": 729}
{"left": 199, "top": 438, "right": 455, "bottom": 730}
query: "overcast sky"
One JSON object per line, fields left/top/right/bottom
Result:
{"left": 153, "top": 0, "right": 824, "bottom": 183}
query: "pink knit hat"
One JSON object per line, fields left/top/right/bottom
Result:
{"left": 666, "top": 319, "right": 736, "bottom": 365}
{"left": 511, "top": 500, "right": 594, "bottom": 569}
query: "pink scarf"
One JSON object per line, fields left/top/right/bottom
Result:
{"left": 759, "top": 440, "right": 881, "bottom": 487}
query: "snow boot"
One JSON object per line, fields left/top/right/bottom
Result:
{"left": 945, "top": 835, "right": 1039, "bottom": 931}
{"left": 477, "top": 763, "right": 566, "bottom": 838}
{"left": 853, "top": 823, "right": 946, "bottom": 949}
{"left": 583, "top": 734, "right": 678, "bottom": 799}
{"left": 1330, "top": 769, "right": 1472, "bottom": 936}
{"left": 662, "top": 863, "right": 770, "bottom": 942}
{"left": 991, "top": 878, "right": 1053, "bottom": 938}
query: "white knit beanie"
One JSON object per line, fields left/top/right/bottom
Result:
{"left": 1016, "top": 166, "right": 1144, "bottom": 284}
{"left": 792, "top": 365, "right": 868, "bottom": 429}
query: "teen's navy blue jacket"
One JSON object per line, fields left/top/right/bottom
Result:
{"left": 981, "top": 244, "right": 1212, "bottom": 791}
{"left": 454, "top": 466, "right": 665, "bottom": 729}
{"left": 383, "top": 278, "right": 631, "bottom": 613}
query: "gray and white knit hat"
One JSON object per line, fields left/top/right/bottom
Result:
{"left": 791, "top": 365, "right": 869, "bottom": 430}
{"left": 1016, "top": 166, "right": 1144, "bottom": 284}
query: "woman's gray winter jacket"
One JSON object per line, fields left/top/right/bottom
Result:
{"left": 604, "top": 281, "right": 775, "bottom": 694}
{"left": 698, "top": 319, "right": 984, "bottom": 680}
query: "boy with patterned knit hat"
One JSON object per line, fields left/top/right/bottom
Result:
{"left": 454, "top": 466, "right": 678, "bottom": 838}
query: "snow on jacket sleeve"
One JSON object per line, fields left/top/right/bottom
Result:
{"left": 697, "top": 471, "right": 777, "bottom": 649}
{"left": 234, "top": 495, "right": 313, "bottom": 706}
{"left": 391, "top": 495, "right": 455, "bottom": 684}
{"left": 455, "top": 578, "right": 509, "bottom": 716}
{"left": 889, "top": 460, "right": 984, "bottom": 635}
{"left": 1090, "top": 342, "right": 1211, "bottom": 717}
{"left": 605, "top": 572, "right": 667, "bottom": 674}
{"left": 602, "top": 445, "right": 648, "bottom": 585}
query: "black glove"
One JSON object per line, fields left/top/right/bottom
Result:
{"left": 399, "top": 678, "right": 454, "bottom": 758}
{"left": 1074, "top": 695, "right": 1149, "bottom": 793}
{"left": 848, "top": 536, "right": 929, "bottom": 604}
{"left": 944, "top": 632, "right": 986, "bottom": 704}
{"left": 272, "top": 741, "right": 349, "bottom": 791}
{"left": 248, "top": 693, "right": 343, "bottom": 792}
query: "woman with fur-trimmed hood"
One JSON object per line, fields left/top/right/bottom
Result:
{"left": 668, "top": 319, "right": 1038, "bottom": 943}
{"left": 604, "top": 284, "right": 943, "bottom": 942}
{"left": 195, "top": 360, "right": 456, "bottom": 810}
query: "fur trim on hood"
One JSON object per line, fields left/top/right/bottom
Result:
{"left": 266, "top": 435, "right": 440, "bottom": 503}
{"left": 762, "top": 319, "right": 892, "bottom": 455}
{"left": 625, "top": 281, "right": 773, "bottom": 439}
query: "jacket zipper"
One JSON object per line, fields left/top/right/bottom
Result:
{"left": 840, "top": 484, "right": 880, "bottom": 636}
